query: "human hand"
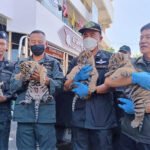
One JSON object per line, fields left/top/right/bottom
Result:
{"left": 0, "top": 96, "right": 7, "bottom": 103}
{"left": 132, "top": 72, "right": 150, "bottom": 90}
{"left": 74, "top": 65, "right": 93, "bottom": 82}
{"left": 30, "top": 70, "right": 40, "bottom": 82}
{"left": 45, "top": 76, "right": 50, "bottom": 86}
{"left": 118, "top": 98, "right": 134, "bottom": 114}
{"left": 72, "top": 82, "right": 89, "bottom": 98}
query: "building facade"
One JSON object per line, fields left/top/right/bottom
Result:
{"left": 0, "top": 0, "right": 113, "bottom": 74}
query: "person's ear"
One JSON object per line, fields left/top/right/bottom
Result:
{"left": 6, "top": 43, "right": 8, "bottom": 52}
{"left": 45, "top": 41, "right": 48, "bottom": 49}
{"left": 28, "top": 36, "right": 31, "bottom": 47}
{"left": 99, "top": 35, "right": 103, "bottom": 41}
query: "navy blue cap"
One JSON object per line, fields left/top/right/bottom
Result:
{"left": 0, "top": 31, "right": 8, "bottom": 41}
{"left": 119, "top": 45, "right": 131, "bottom": 53}
{"left": 78, "top": 21, "right": 102, "bottom": 34}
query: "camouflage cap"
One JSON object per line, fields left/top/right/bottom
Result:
{"left": 119, "top": 45, "right": 131, "bottom": 53}
{"left": 0, "top": 31, "right": 8, "bottom": 41}
{"left": 78, "top": 21, "right": 102, "bottom": 34}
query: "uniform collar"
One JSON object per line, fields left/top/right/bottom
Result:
{"left": 135, "top": 56, "right": 149, "bottom": 67}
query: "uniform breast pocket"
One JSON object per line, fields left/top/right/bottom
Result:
{"left": 0, "top": 72, "right": 11, "bottom": 81}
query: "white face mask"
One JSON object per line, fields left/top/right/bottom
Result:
{"left": 83, "top": 37, "right": 98, "bottom": 51}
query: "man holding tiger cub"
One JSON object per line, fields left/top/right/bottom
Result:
{"left": 97, "top": 23, "right": 150, "bottom": 150}
{"left": 10, "top": 30, "right": 64, "bottom": 150}
{"left": 64, "top": 21, "right": 117, "bottom": 150}
{"left": 118, "top": 23, "right": 150, "bottom": 150}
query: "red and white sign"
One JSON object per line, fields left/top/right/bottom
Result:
{"left": 58, "top": 25, "right": 83, "bottom": 52}
{"left": 45, "top": 47, "right": 64, "bottom": 60}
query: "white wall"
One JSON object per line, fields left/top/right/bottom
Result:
{"left": 7, "top": 0, "right": 36, "bottom": 34}
{"left": 35, "top": 2, "right": 64, "bottom": 48}
{"left": 35, "top": 2, "right": 81, "bottom": 55}
{"left": 2, "top": 0, "right": 81, "bottom": 55}
{"left": 0, "top": 0, "right": 14, "bottom": 19}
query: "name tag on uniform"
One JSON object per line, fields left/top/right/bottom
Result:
{"left": 96, "top": 65, "right": 108, "bottom": 69}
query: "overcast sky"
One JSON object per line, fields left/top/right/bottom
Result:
{"left": 106, "top": 0, "right": 150, "bottom": 56}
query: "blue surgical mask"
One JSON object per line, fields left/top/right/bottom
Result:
{"left": 31, "top": 45, "right": 45, "bottom": 56}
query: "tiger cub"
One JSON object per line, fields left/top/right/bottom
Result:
{"left": 105, "top": 52, "right": 150, "bottom": 130}
{"left": 15, "top": 61, "right": 47, "bottom": 85}
{"left": 15, "top": 61, "right": 53, "bottom": 122}
{"left": 66, "top": 50, "right": 98, "bottom": 111}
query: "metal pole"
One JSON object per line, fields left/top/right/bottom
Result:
{"left": 18, "top": 35, "right": 28, "bottom": 59}
{"left": 8, "top": 31, "right": 12, "bottom": 60}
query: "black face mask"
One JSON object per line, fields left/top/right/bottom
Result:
{"left": 31, "top": 45, "right": 45, "bottom": 56}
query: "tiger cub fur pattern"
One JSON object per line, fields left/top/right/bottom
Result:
{"left": 15, "top": 61, "right": 47, "bottom": 85}
{"left": 105, "top": 52, "right": 150, "bottom": 130}
{"left": 15, "top": 61, "right": 53, "bottom": 122}
{"left": 0, "top": 82, "right": 3, "bottom": 96}
{"left": 66, "top": 50, "right": 98, "bottom": 111}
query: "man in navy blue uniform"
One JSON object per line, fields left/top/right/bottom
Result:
{"left": 10, "top": 30, "right": 64, "bottom": 150}
{"left": 0, "top": 31, "right": 14, "bottom": 150}
{"left": 101, "top": 23, "right": 150, "bottom": 150}
{"left": 117, "top": 23, "right": 150, "bottom": 150}
{"left": 64, "top": 21, "right": 117, "bottom": 150}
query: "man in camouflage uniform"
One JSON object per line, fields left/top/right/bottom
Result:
{"left": 0, "top": 31, "right": 14, "bottom": 150}
{"left": 10, "top": 30, "right": 64, "bottom": 150}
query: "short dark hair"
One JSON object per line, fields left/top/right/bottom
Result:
{"left": 140, "top": 23, "right": 150, "bottom": 32}
{"left": 0, "top": 31, "right": 8, "bottom": 41}
{"left": 30, "top": 30, "right": 45, "bottom": 36}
